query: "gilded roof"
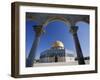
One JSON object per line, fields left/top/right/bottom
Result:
{"left": 52, "top": 41, "right": 64, "bottom": 48}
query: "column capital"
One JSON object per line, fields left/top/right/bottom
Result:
{"left": 70, "top": 26, "right": 78, "bottom": 34}
{"left": 33, "top": 25, "right": 44, "bottom": 37}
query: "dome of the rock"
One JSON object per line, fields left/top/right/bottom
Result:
{"left": 39, "top": 40, "right": 75, "bottom": 63}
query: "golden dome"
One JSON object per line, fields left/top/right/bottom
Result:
{"left": 52, "top": 41, "right": 64, "bottom": 48}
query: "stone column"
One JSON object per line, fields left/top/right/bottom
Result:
{"left": 70, "top": 26, "right": 85, "bottom": 64}
{"left": 26, "top": 25, "right": 43, "bottom": 67}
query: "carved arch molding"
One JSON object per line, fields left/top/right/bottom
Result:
{"left": 26, "top": 12, "right": 89, "bottom": 27}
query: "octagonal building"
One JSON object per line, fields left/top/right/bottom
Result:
{"left": 39, "top": 41, "right": 75, "bottom": 63}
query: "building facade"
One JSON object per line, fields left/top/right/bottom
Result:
{"left": 39, "top": 41, "right": 75, "bottom": 63}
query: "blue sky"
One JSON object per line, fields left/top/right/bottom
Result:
{"left": 26, "top": 18, "right": 89, "bottom": 59}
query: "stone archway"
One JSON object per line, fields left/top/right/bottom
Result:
{"left": 42, "top": 17, "right": 86, "bottom": 65}
{"left": 42, "top": 16, "right": 71, "bottom": 28}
